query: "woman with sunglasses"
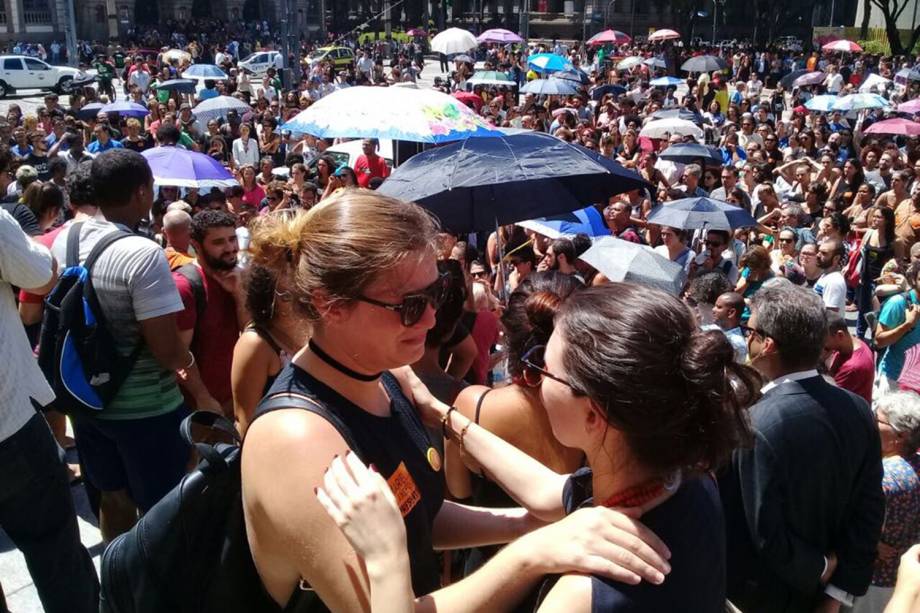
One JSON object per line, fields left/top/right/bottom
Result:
{"left": 447, "top": 272, "right": 585, "bottom": 572}
{"left": 320, "top": 282, "right": 757, "bottom": 613}
{"left": 242, "top": 192, "right": 671, "bottom": 612}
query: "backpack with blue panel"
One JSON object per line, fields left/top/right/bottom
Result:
{"left": 38, "top": 222, "right": 142, "bottom": 415}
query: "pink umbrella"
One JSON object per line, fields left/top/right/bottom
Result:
{"left": 822, "top": 39, "right": 863, "bottom": 53}
{"left": 864, "top": 118, "right": 920, "bottom": 136}
{"left": 587, "top": 29, "right": 632, "bottom": 46}
{"left": 648, "top": 29, "right": 680, "bottom": 42}
{"left": 477, "top": 28, "right": 523, "bottom": 44}
{"left": 898, "top": 99, "right": 920, "bottom": 114}
{"left": 406, "top": 28, "right": 427, "bottom": 36}
{"left": 792, "top": 71, "right": 826, "bottom": 87}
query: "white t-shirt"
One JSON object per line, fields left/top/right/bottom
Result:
{"left": 826, "top": 73, "right": 844, "bottom": 94}
{"left": 814, "top": 270, "right": 847, "bottom": 316}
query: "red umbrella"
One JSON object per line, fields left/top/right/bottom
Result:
{"left": 452, "top": 91, "right": 483, "bottom": 112}
{"left": 587, "top": 29, "right": 632, "bottom": 46}
{"left": 864, "top": 118, "right": 920, "bottom": 136}
{"left": 822, "top": 39, "right": 863, "bottom": 53}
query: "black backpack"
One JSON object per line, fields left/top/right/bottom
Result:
{"left": 37, "top": 222, "right": 142, "bottom": 415}
{"left": 99, "top": 393, "right": 357, "bottom": 613}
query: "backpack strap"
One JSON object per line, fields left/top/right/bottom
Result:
{"left": 247, "top": 323, "right": 282, "bottom": 356}
{"left": 179, "top": 410, "right": 241, "bottom": 468}
{"left": 254, "top": 391, "right": 362, "bottom": 452}
{"left": 65, "top": 221, "right": 84, "bottom": 268}
{"left": 175, "top": 263, "right": 207, "bottom": 319}
{"left": 83, "top": 229, "right": 143, "bottom": 359}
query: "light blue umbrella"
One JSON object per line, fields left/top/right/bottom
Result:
{"left": 643, "top": 56, "right": 667, "bottom": 69}
{"left": 650, "top": 76, "right": 684, "bottom": 87}
{"left": 804, "top": 94, "right": 839, "bottom": 112}
{"left": 181, "top": 64, "right": 228, "bottom": 80}
{"left": 527, "top": 53, "right": 574, "bottom": 73}
{"left": 521, "top": 78, "right": 579, "bottom": 96}
{"left": 580, "top": 236, "right": 687, "bottom": 296}
{"left": 646, "top": 196, "right": 757, "bottom": 231}
{"left": 832, "top": 93, "right": 890, "bottom": 112}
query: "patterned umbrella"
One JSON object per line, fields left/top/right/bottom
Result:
{"left": 279, "top": 86, "right": 500, "bottom": 144}
{"left": 527, "top": 53, "right": 574, "bottom": 73}
{"left": 832, "top": 93, "right": 890, "bottom": 112}
{"left": 822, "top": 39, "right": 863, "bottom": 53}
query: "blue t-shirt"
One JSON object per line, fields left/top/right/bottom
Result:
{"left": 86, "top": 139, "right": 124, "bottom": 154}
{"left": 879, "top": 290, "right": 920, "bottom": 379}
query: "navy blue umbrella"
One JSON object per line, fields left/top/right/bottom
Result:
{"left": 76, "top": 102, "right": 104, "bottom": 120}
{"left": 377, "top": 132, "right": 650, "bottom": 232}
{"left": 646, "top": 197, "right": 757, "bottom": 231}
{"left": 154, "top": 79, "right": 198, "bottom": 94}
{"left": 659, "top": 143, "right": 723, "bottom": 165}
{"left": 590, "top": 84, "right": 627, "bottom": 100}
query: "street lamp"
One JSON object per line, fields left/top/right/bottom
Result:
{"left": 604, "top": 0, "right": 615, "bottom": 28}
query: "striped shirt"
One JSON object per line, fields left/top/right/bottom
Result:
{"left": 51, "top": 217, "right": 184, "bottom": 420}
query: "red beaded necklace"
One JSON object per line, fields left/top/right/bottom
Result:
{"left": 599, "top": 479, "right": 668, "bottom": 509}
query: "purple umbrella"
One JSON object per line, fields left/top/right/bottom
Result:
{"left": 792, "top": 71, "right": 826, "bottom": 88}
{"left": 100, "top": 101, "right": 150, "bottom": 118}
{"left": 141, "top": 146, "right": 238, "bottom": 189}
{"left": 477, "top": 28, "right": 523, "bottom": 44}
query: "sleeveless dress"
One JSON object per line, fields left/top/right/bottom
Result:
{"left": 251, "top": 364, "right": 445, "bottom": 610}
{"left": 534, "top": 468, "right": 727, "bottom": 613}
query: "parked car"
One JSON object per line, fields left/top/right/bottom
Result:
{"left": 0, "top": 55, "right": 83, "bottom": 97}
{"left": 306, "top": 47, "right": 355, "bottom": 70}
{"left": 238, "top": 50, "right": 283, "bottom": 75}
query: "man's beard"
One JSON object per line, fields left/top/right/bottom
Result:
{"left": 203, "top": 251, "right": 237, "bottom": 272}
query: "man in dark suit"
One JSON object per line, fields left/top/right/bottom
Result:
{"left": 719, "top": 285, "right": 884, "bottom": 613}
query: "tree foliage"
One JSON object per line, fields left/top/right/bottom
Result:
{"left": 868, "top": 0, "right": 920, "bottom": 55}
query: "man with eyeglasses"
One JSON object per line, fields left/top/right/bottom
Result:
{"left": 690, "top": 230, "right": 739, "bottom": 285}
{"left": 736, "top": 113, "right": 763, "bottom": 150}
{"left": 720, "top": 285, "right": 883, "bottom": 613}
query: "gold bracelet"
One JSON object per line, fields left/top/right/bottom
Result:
{"left": 441, "top": 406, "right": 457, "bottom": 440}
{"left": 458, "top": 420, "right": 473, "bottom": 455}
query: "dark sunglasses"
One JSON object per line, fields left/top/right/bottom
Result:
{"left": 521, "top": 345, "right": 576, "bottom": 390}
{"left": 357, "top": 272, "right": 450, "bottom": 327}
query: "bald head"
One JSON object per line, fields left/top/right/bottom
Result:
{"left": 163, "top": 209, "right": 192, "bottom": 252}
{"left": 713, "top": 291, "right": 745, "bottom": 329}
{"left": 163, "top": 209, "right": 191, "bottom": 229}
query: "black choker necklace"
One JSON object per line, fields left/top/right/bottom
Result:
{"left": 308, "top": 340, "right": 382, "bottom": 382}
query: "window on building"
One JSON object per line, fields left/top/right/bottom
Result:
{"left": 0, "top": 2, "right": 7, "bottom": 25}
{"left": 95, "top": 5, "right": 106, "bottom": 23}
{"left": 23, "top": 0, "right": 52, "bottom": 24}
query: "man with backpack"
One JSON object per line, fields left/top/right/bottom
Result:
{"left": 0, "top": 200, "right": 99, "bottom": 613}
{"left": 47, "top": 149, "right": 192, "bottom": 542}
{"left": 174, "top": 209, "right": 246, "bottom": 416}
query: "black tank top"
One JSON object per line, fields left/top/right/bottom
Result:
{"left": 254, "top": 364, "right": 444, "bottom": 607}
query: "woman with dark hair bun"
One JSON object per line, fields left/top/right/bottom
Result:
{"left": 512, "top": 283, "right": 757, "bottom": 610}
{"left": 447, "top": 271, "right": 586, "bottom": 573}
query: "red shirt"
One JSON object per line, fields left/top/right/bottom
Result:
{"left": 19, "top": 224, "right": 66, "bottom": 304}
{"left": 829, "top": 338, "right": 875, "bottom": 405}
{"left": 354, "top": 153, "right": 390, "bottom": 188}
{"left": 174, "top": 267, "right": 239, "bottom": 406}
{"left": 469, "top": 310, "right": 501, "bottom": 386}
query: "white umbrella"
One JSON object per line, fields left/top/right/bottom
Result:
{"left": 648, "top": 29, "right": 681, "bottom": 42}
{"left": 163, "top": 48, "right": 191, "bottom": 64}
{"left": 859, "top": 73, "right": 891, "bottom": 93}
{"left": 640, "top": 118, "right": 704, "bottom": 141}
{"left": 617, "top": 56, "right": 644, "bottom": 70}
{"left": 431, "top": 28, "right": 478, "bottom": 55}
{"left": 279, "top": 85, "right": 500, "bottom": 143}
{"left": 192, "top": 95, "right": 250, "bottom": 122}
{"left": 580, "top": 236, "right": 687, "bottom": 295}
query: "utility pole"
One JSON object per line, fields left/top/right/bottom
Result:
{"left": 319, "top": 0, "right": 327, "bottom": 41}
{"left": 64, "top": 0, "right": 78, "bottom": 67}
{"left": 385, "top": 0, "right": 392, "bottom": 58}
{"left": 828, "top": 0, "right": 835, "bottom": 25}
{"left": 521, "top": 0, "right": 530, "bottom": 43}
{"left": 712, "top": 0, "right": 717, "bottom": 45}
{"left": 629, "top": 0, "right": 636, "bottom": 38}
{"left": 281, "top": 0, "right": 292, "bottom": 88}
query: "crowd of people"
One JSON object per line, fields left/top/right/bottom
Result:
{"left": 0, "top": 25, "right": 920, "bottom": 613}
